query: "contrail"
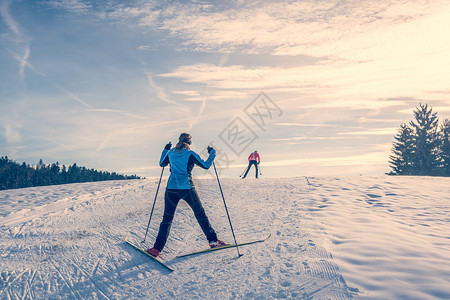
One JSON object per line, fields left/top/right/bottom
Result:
{"left": 146, "top": 72, "right": 178, "bottom": 105}
{"left": 1, "top": 0, "right": 31, "bottom": 79}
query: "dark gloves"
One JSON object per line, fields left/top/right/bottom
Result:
{"left": 165, "top": 142, "right": 172, "bottom": 150}
{"left": 207, "top": 146, "right": 214, "bottom": 154}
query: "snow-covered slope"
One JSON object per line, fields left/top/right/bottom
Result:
{"left": 1, "top": 176, "right": 449, "bottom": 299}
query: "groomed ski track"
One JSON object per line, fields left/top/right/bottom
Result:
{"left": 2, "top": 176, "right": 449, "bottom": 299}
{"left": 0, "top": 178, "right": 351, "bottom": 299}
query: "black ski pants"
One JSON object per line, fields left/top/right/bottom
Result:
{"left": 153, "top": 188, "right": 217, "bottom": 251}
{"left": 242, "top": 160, "right": 259, "bottom": 178}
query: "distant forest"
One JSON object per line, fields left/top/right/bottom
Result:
{"left": 389, "top": 103, "right": 450, "bottom": 176}
{"left": 0, "top": 157, "right": 141, "bottom": 191}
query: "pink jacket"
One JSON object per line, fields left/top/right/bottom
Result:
{"left": 248, "top": 152, "right": 260, "bottom": 163}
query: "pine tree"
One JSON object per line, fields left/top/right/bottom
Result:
{"left": 0, "top": 157, "right": 141, "bottom": 190}
{"left": 440, "top": 119, "right": 450, "bottom": 176}
{"left": 409, "top": 104, "right": 440, "bottom": 175}
{"left": 389, "top": 124, "right": 416, "bottom": 175}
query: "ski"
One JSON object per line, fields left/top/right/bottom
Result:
{"left": 125, "top": 237, "right": 175, "bottom": 272}
{"left": 176, "top": 234, "right": 271, "bottom": 258}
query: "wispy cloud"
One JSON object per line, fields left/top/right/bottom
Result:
{"left": 136, "top": 1, "right": 450, "bottom": 107}
{"left": 4, "top": 121, "right": 22, "bottom": 144}
{"left": 305, "top": 99, "right": 408, "bottom": 110}
{"left": 145, "top": 72, "right": 178, "bottom": 105}
{"left": 87, "top": 109, "right": 147, "bottom": 120}
{"left": 45, "top": 0, "right": 92, "bottom": 14}
{"left": 0, "top": 0, "right": 31, "bottom": 79}
{"left": 175, "top": 90, "right": 248, "bottom": 102}
{"left": 90, "top": 109, "right": 218, "bottom": 152}
{"left": 187, "top": 94, "right": 207, "bottom": 130}
{"left": 268, "top": 136, "right": 345, "bottom": 142}
{"left": 39, "top": 80, "right": 92, "bottom": 108}
{"left": 50, "top": 1, "right": 450, "bottom": 103}
{"left": 0, "top": 0, "right": 19, "bottom": 34}
{"left": 274, "top": 122, "right": 338, "bottom": 127}
{"left": 159, "top": 64, "right": 319, "bottom": 90}
{"left": 337, "top": 128, "right": 398, "bottom": 136}
{"left": 261, "top": 151, "right": 389, "bottom": 168}
{"left": 226, "top": 149, "right": 389, "bottom": 170}
{"left": 123, "top": 0, "right": 448, "bottom": 60}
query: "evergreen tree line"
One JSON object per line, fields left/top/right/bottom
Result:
{"left": 0, "top": 157, "right": 141, "bottom": 191}
{"left": 389, "top": 103, "right": 450, "bottom": 176}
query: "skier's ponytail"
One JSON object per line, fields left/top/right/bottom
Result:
{"left": 175, "top": 133, "right": 192, "bottom": 152}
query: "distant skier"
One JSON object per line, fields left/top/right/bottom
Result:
{"left": 241, "top": 150, "right": 260, "bottom": 179}
{"left": 146, "top": 133, "right": 227, "bottom": 257}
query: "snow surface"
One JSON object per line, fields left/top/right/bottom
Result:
{"left": 1, "top": 176, "right": 449, "bottom": 299}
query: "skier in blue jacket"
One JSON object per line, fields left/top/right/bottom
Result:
{"left": 146, "top": 133, "right": 227, "bottom": 257}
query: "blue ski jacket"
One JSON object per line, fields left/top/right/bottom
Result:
{"left": 159, "top": 147, "right": 216, "bottom": 189}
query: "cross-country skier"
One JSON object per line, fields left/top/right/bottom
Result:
{"left": 242, "top": 150, "right": 260, "bottom": 179}
{"left": 146, "top": 133, "right": 227, "bottom": 257}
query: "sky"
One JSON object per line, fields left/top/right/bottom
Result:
{"left": 1, "top": 0, "right": 450, "bottom": 178}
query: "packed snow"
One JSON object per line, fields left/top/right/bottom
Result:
{"left": 1, "top": 176, "right": 449, "bottom": 299}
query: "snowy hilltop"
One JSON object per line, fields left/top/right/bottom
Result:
{"left": 1, "top": 176, "right": 449, "bottom": 299}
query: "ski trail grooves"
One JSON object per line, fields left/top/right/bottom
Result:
{"left": 252, "top": 178, "right": 352, "bottom": 299}
{"left": 0, "top": 178, "right": 355, "bottom": 298}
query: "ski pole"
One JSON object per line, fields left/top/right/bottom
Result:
{"left": 239, "top": 166, "right": 247, "bottom": 177}
{"left": 142, "top": 166, "right": 165, "bottom": 243}
{"left": 213, "top": 162, "right": 243, "bottom": 257}
{"left": 258, "top": 163, "right": 262, "bottom": 176}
